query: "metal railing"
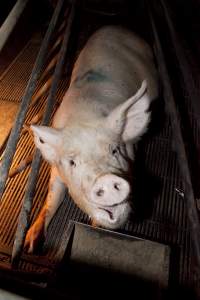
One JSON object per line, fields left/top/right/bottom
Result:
{"left": 0, "top": 0, "right": 30, "bottom": 53}
{"left": 0, "top": 0, "right": 65, "bottom": 199}
{"left": 0, "top": 0, "right": 76, "bottom": 266}
{"left": 11, "top": 0, "right": 76, "bottom": 266}
{"left": 0, "top": 0, "right": 199, "bottom": 286}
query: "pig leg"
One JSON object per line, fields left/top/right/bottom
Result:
{"left": 90, "top": 219, "right": 98, "bottom": 228}
{"left": 24, "top": 166, "right": 66, "bottom": 253}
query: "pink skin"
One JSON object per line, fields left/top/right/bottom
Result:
{"left": 91, "top": 174, "right": 130, "bottom": 206}
{"left": 89, "top": 174, "right": 131, "bottom": 228}
{"left": 24, "top": 81, "right": 150, "bottom": 253}
{"left": 24, "top": 26, "right": 158, "bottom": 253}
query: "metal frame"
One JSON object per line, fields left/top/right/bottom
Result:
{"left": 147, "top": 0, "right": 200, "bottom": 273}
{"left": 0, "top": 0, "right": 199, "bottom": 292}
{"left": 0, "top": 0, "right": 65, "bottom": 199}
{"left": 0, "top": 0, "right": 76, "bottom": 266}
{"left": 0, "top": 0, "right": 30, "bottom": 53}
{"left": 11, "top": 1, "right": 76, "bottom": 266}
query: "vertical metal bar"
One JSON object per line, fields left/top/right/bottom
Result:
{"left": 0, "top": 0, "right": 65, "bottom": 200}
{"left": 0, "top": 0, "right": 29, "bottom": 52}
{"left": 147, "top": 3, "right": 200, "bottom": 267}
{"left": 11, "top": 1, "right": 76, "bottom": 266}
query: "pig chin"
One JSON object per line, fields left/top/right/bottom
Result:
{"left": 87, "top": 174, "right": 131, "bottom": 228}
{"left": 91, "top": 201, "right": 131, "bottom": 229}
{"left": 71, "top": 191, "right": 131, "bottom": 229}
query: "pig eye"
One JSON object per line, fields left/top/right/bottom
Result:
{"left": 39, "top": 137, "right": 44, "bottom": 144}
{"left": 110, "top": 145, "right": 120, "bottom": 156}
{"left": 69, "top": 159, "right": 76, "bottom": 167}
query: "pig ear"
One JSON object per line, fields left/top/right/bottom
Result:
{"left": 31, "top": 125, "right": 62, "bottom": 164}
{"left": 106, "top": 80, "right": 150, "bottom": 142}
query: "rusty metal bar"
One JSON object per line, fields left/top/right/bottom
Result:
{"left": 0, "top": 0, "right": 65, "bottom": 200}
{"left": 147, "top": 3, "right": 200, "bottom": 267}
{"left": 0, "top": 0, "right": 29, "bottom": 52}
{"left": 11, "top": 1, "right": 76, "bottom": 266}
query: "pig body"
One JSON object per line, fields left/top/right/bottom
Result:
{"left": 25, "top": 26, "right": 158, "bottom": 253}
{"left": 54, "top": 26, "right": 158, "bottom": 128}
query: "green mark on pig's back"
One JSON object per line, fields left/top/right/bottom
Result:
{"left": 74, "top": 69, "right": 108, "bottom": 88}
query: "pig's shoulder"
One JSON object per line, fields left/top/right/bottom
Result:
{"left": 89, "top": 26, "right": 153, "bottom": 58}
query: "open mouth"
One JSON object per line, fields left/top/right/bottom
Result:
{"left": 99, "top": 207, "right": 114, "bottom": 220}
{"left": 97, "top": 198, "right": 130, "bottom": 222}
{"left": 94, "top": 200, "right": 131, "bottom": 229}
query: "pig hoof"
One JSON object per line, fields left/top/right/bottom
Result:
{"left": 24, "top": 222, "right": 44, "bottom": 254}
{"left": 91, "top": 219, "right": 98, "bottom": 228}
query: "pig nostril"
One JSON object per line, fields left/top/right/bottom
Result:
{"left": 114, "top": 183, "right": 120, "bottom": 191}
{"left": 39, "top": 137, "right": 44, "bottom": 144}
{"left": 96, "top": 189, "right": 104, "bottom": 197}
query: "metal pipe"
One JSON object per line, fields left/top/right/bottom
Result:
{"left": 0, "top": 0, "right": 29, "bottom": 52}
{"left": 0, "top": 0, "right": 65, "bottom": 200}
{"left": 11, "top": 1, "right": 76, "bottom": 266}
{"left": 147, "top": 3, "right": 200, "bottom": 267}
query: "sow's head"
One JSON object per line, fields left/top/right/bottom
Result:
{"left": 31, "top": 81, "right": 150, "bottom": 229}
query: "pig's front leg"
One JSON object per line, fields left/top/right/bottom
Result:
{"left": 24, "top": 166, "right": 66, "bottom": 253}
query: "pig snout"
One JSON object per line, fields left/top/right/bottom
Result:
{"left": 90, "top": 174, "right": 131, "bottom": 229}
{"left": 91, "top": 174, "right": 130, "bottom": 206}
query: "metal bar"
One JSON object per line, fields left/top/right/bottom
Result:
{"left": 0, "top": 0, "right": 29, "bottom": 52}
{"left": 11, "top": 1, "right": 76, "bottom": 266}
{"left": 147, "top": 3, "right": 200, "bottom": 267}
{"left": 0, "top": 0, "right": 65, "bottom": 200}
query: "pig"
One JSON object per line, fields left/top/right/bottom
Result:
{"left": 24, "top": 26, "right": 158, "bottom": 253}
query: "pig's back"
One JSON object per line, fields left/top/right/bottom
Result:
{"left": 53, "top": 26, "right": 158, "bottom": 128}
{"left": 70, "top": 26, "right": 158, "bottom": 100}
